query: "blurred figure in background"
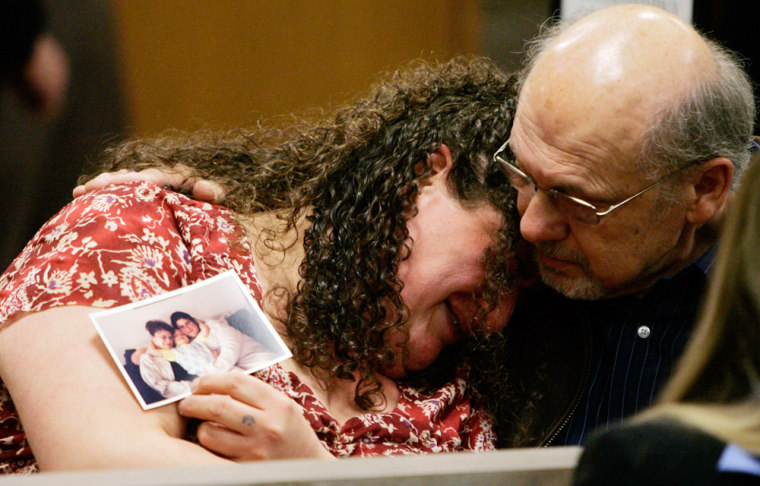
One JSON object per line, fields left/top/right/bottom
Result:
{"left": 0, "top": 0, "right": 128, "bottom": 270}
{"left": 1, "top": 0, "right": 68, "bottom": 119}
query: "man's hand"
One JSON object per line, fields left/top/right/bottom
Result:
{"left": 73, "top": 164, "right": 227, "bottom": 203}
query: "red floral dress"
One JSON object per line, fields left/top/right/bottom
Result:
{"left": 0, "top": 182, "right": 494, "bottom": 474}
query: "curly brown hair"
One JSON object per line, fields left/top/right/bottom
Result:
{"left": 87, "top": 56, "right": 520, "bottom": 413}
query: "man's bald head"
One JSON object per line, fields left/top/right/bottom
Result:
{"left": 523, "top": 5, "right": 712, "bottom": 90}
{"left": 515, "top": 4, "right": 754, "bottom": 181}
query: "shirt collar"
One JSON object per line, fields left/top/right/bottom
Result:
{"left": 693, "top": 245, "right": 717, "bottom": 276}
{"left": 656, "top": 245, "right": 716, "bottom": 284}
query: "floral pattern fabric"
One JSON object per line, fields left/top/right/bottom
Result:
{"left": 0, "top": 182, "right": 494, "bottom": 474}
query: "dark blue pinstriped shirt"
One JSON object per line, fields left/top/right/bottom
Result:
{"left": 554, "top": 247, "right": 716, "bottom": 446}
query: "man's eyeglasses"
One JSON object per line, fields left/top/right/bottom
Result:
{"left": 492, "top": 140, "right": 703, "bottom": 225}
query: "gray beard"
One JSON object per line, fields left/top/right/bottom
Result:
{"left": 533, "top": 243, "right": 609, "bottom": 300}
{"left": 537, "top": 261, "right": 608, "bottom": 300}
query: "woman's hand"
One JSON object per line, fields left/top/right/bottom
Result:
{"left": 72, "top": 164, "right": 226, "bottom": 203}
{"left": 178, "top": 371, "right": 334, "bottom": 461}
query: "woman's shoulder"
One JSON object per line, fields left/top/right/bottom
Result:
{"left": 0, "top": 182, "right": 257, "bottom": 322}
{"left": 573, "top": 418, "right": 725, "bottom": 486}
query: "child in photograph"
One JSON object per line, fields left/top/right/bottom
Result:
{"left": 159, "top": 325, "right": 219, "bottom": 377}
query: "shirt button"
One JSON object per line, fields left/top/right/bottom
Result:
{"left": 637, "top": 326, "right": 651, "bottom": 339}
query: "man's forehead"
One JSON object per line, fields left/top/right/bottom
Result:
{"left": 515, "top": 69, "right": 651, "bottom": 159}
{"left": 512, "top": 83, "right": 647, "bottom": 164}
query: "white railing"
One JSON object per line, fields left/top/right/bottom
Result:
{"left": 0, "top": 447, "right": 582, "bottom": 486}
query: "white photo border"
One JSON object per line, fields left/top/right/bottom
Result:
{"left": 91, "top": 271, "right": 291, "bottom": 410}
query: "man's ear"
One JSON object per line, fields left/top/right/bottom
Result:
{"left": 686, "top": 157, "right": 733, "bottom": 225}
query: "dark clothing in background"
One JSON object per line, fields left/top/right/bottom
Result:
{"left": 573, "top": 419, "right": 760, "bottom": 486}
{"left": 693, "top": 0, "right": 760, "bottom": 134}
{"left": 0, "top": 1, "right": 45, "bottom": 79}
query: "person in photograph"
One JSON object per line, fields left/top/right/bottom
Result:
{"left": 170, "top": 311, "right": 278, "bottom": 374}
{"left": 0, "top": 57, "right": 520, "bottom": 472}
{"left": 162, "top": 325, "right": 219, "bottom": 378}
{"left": 122, "top": 347, "right": 164, "bottom": 405}
{"left": 139, "top": 320, "right": 194, "bottom": 399}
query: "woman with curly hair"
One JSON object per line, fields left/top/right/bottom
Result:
{"left": 0, "top": 56, "right": 520, "bottom": 472}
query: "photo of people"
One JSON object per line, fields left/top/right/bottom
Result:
{"left": 91, "top": 271, "right": 291, "bottom": 409}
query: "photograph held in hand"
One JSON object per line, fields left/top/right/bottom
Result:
{"left": 91, "top": 271, "right": 290, "bottom": 409}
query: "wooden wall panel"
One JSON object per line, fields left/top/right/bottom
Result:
{"left": 112, "top": 1, "right": 482, "bottom": 135}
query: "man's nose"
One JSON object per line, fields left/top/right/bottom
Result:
{"left": 518, "top": 190, "right": 570, "bottom": 244}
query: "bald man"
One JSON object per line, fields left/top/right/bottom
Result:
{"left": 499, "top": 4, "right": 756, "bottom": 446}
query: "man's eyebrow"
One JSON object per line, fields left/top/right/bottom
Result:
{"left": 513, "top": 153, "right": 608, "bottom": 204}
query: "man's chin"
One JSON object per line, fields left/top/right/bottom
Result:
{"left": 539, "top": 265, "right": 607, "bottom": 300}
